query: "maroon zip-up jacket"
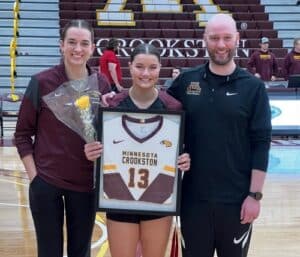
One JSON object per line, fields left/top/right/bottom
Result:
{"left": 15, "top": 63, "right": 111, "bottom": 192}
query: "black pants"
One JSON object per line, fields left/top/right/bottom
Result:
{"left": 180, "top": 201, "right": 252, "bottom": 257}
{"left": 29, "top": 176, "right": 96, "bottom": 257}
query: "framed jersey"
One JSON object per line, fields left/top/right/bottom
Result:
{"left": 95, "top": 108, "right": 185, "bottom": 215}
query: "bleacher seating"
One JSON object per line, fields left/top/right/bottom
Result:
{"left": 3, "top": 0, "right": 290, "bottom": 89}
{"left": 57, "top": 1, "right": 288, "bottom": 86}
{"left": 0, "top": 0, "right": 295, "bottom": 92}
{"left": 0, "top": 0, "right": 59, "bottom": 136}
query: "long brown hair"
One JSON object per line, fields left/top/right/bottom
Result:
{"left": 60, "top": 19, "right": 94, "bottom": 42}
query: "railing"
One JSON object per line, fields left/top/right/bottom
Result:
{"left": 13, "top": 0, "right": 19, "bottom": 38}
{"left": 7, "top": 0, "right": 21, "bottom": 102}
{"left": 9, "top": 38, "right": 18, "bottom": 101}
{"left": 0, "top": 0, "right": 21, "bottom": 137}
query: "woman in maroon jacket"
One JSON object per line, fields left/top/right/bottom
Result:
{"left": 14, "top": 20, "right": 111, "bottom": 257}
{"left": 85, "top": 43, "right": 190, "bottom": 257}
{"left": 283, "top": 38, "right": 300, "bottom": 80}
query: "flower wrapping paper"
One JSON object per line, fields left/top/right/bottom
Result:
{"left": 43, "top": 73, "right": 101, "bottom": 142}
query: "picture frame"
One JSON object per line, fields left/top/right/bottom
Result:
{"left": 95, "top": 108, "right": 185, "bottom": 215}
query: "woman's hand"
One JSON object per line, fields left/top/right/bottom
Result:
{"left": 84, "top": 141, "right": 103, "bottom": 161}
{"left": 177, "top": 153, "right": 190, "bottom": 172}
{"left": 101, "top": 91, "right": 116, "bottom": 107}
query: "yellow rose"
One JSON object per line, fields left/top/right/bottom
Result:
{"left": 75, "top": 95, "right": 90, "bottom": 110}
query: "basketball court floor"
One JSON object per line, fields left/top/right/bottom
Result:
{"left": 0, "top": 137, "right": 299, "bottom": 257}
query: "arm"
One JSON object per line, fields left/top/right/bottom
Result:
{"left": 271, "top": 54, "right": 278, "bottom": 81}
{"left": 283, "top": 54, "right": 291, "bottom": 80}
{"left": 21, "top": 154, "right": 38, "bottom": 181}
{"left": 249, "top": 169, "right": 266, "bottom": 193}
{"left": 240, "top": 169, "right": 266, "bottom": 224}
{"left": 15, "top": 76, "right": 40, "bottom": 168}
{"left": 108, "top": 62, "right": 123, "bottom": 91}
{"left": 97, "top": 72, "right": 112, "bottom": 95}
{"left": 247, "top": 53, "right": 261, "bottom": 78}
{"left": 101, "top": 91, "right": 116, "bottom": 107}
{"left": 247, "top": 52, "right": 257, "bottom": 76}
{"left": 167, "top": 73, "right": 185, "bottom": 101}
{"left": 240, "top": 84, "right": 271, "bottom": 224}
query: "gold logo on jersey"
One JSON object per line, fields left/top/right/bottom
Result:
{"left": 186, "top": 82, "right": 201, "bottom": 95}
{"left": 294, "top": 55, "right": 300, "bottom": 60}
{"left": 259, "top": 54, "right": 271, "bottom": 60}
{"left": 160, "top": 140, "right": 172, "bottom": 147}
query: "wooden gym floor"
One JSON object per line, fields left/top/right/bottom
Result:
{"left": 0, "top": 138, "right": 299, "bottom": 257}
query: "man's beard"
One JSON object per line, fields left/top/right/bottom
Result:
{"left": 207, "top": 48, "right": 235, "bottom": 66}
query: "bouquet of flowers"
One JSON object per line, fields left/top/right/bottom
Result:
{"left": 43, "top": 73, "right": 102, "bottom": 142}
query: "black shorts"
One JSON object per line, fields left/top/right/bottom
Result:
{"left": 106, "top": 212, "right": 167, "bottom": 224}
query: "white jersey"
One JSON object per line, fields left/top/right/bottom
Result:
{"left": 102, "top": 113, "right": 180, "bottom": 204}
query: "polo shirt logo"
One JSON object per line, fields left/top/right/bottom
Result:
{"left": 186, "top": 82, "right": 201, "bottom": 95}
